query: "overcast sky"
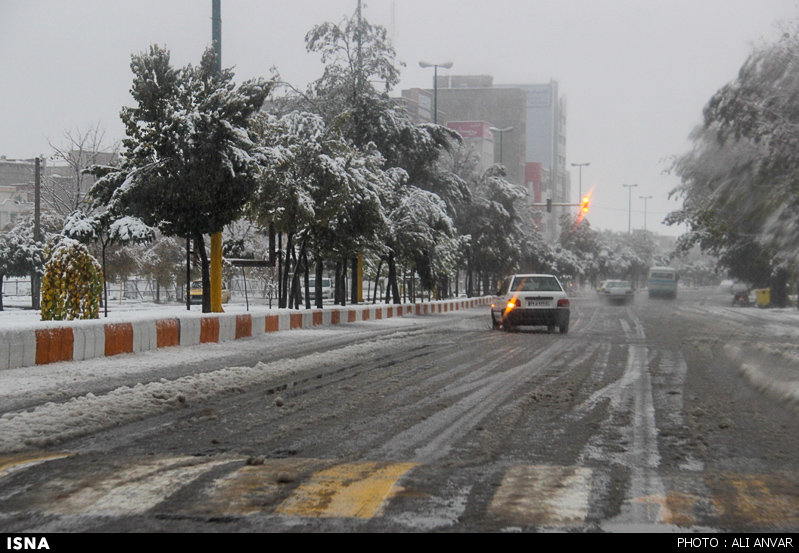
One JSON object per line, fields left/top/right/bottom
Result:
{"left": 2, "top": 0, "right": 797, "bottom": 235}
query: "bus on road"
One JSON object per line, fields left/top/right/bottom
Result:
{"left": 647, "top": 266, "right": 678, "bottom": 299}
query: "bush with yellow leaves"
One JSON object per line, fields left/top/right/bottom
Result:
{"left": 41, "top": 238, "right": 103, "bottom": 321}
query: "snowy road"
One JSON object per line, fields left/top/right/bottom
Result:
{"left": 2, "top": 289, "right": 799, "bottom": 532}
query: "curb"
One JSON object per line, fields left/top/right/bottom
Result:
{"left": 723, "top": 342, "right": 799, "bottom": 410}
{"left": 0, "top": 298, "right": 492, "bottom": 370}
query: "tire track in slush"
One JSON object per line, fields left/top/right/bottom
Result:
{"left": 370, "top": 339, "right": 572, "bottom": 463}
{"left": 579, "top": 306, "right": 670, "bottom": 529}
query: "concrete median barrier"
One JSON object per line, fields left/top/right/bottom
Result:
{"left": 0, "top": 297, "right": 494, "bottom": 371}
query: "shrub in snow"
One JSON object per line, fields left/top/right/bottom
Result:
{"left": 41, "top": 239, "right": 103, "bottom": 321}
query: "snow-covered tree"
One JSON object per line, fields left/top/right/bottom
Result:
{"left": 40, "top": 238, "right": 103, "bottom": 321}
{"left": 138, "top": 235, "right": 186, "bottom": 303}
{"left": 0, "top": 218, "right": 45, "bottom": 311}
{"left": 44, "top": 123, "right": 119, "bottom": 221}
{"left": 456, "top": 164, "right": 529, "bottom": 295}
{"left": 63, "top": 210, "right": 154, "bottom": 316}
{"left": 668, "top": 22, "right": 799, "bottom": 305}
{"left": 90, "top": 45, "right": 273, "bottom": 312}
{"left": 250, "top": 110, "right": 387, "bottom": 308}
{"left": 299, "top": 10, "right": 468, "bottom": 302}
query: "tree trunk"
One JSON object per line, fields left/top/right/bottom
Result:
{"left": 339, "top": 256, "right": 347, "bottom": 306}
{"left": 334, "top": 260, "right": 342, "bottom": 305}
{"left": 101, "top": 241, "right": 109, "bottom": 318}
{"left": 0, "top": 273, "right": 4, "bottom": 311}
{"left": 372, "top": 258, "right": 383, "bottom": 304}
{"left": 277, "top": 232, "right": 283, "bottom": 308}
{"left": 303, "top": 248, "right": 311, "bottom": 310}
{"left": 770, "top": 267, "right": 789, "bottom": 308}
{"left": 186, "top": 237, "right": 191, "bottom": 311}
{"left": 194, "top": 233, "right": 211, "bottom": 313}
{"left": 387, "top": 252, "right": 401, "bottom": 304}
{"left": 351, "top": 256, "right": 358, "bottom": 305}
{"left": 280, "top": 232, "right": 293, "bottom": 309}
{"left": 315, "top": 257, "right": 324, "bottom": 309}
{"left": 269, "top": 222, "right": 276, "bottom": 266}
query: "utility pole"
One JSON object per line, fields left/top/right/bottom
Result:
{"left": 489, "top": 126, "right": 513, "bottom": 166}
{"left": 32, "top": 157, "right": 41, "bottom": 310}
{"left": 640, "top": 195, "right": 652, "bottom": 233}
{"left": 622, "top": 184, "right": 638, "bottom": 233}
{"left": 354, "top": 0, "right": 364, "bottom": 303}
{"left": 419, "top": 61, "right": 453, "bottom": 124}
{"left": 209, "top": 0, "right": 224, "bottom": 313}
{"left": 571, "top": 162, "right": 589, "bottom": 203}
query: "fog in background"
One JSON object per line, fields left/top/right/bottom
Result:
{"left": 2, "top": 0, "right": 796, "bottom": 235}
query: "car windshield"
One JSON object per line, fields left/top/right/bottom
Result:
{"left": 510, "top": 276, "right": 562, "bottom": 292}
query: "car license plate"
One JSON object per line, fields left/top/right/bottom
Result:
{"left": 527, "top": 300, "right": 550, "bottom": 307}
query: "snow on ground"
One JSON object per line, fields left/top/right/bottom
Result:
{"left": 3, "top": 291, "right": 799, "bottom": 454}
{"left": 0, "top": 298, "right": 463, "bottom": 453}
{"left": 0, "top": 325, "right": 438, "bottom": 453}
{"left": 0, "top": 296, "right": 281, "bottom": 329}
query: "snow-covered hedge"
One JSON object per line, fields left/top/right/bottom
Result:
{"left": 41, "top": 239, "right": 103, "bottom": 321}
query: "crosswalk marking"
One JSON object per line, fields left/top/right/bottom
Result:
{"left": 711, "top": 474, "right": 799, "bottom": 526}
{"left": 487, "top": 465, "right": 592, "bottom": 526}
{"left": 3, "top": 453, "right": 799, "bottom": 529}
{"left": 186, "top": 457, "right": 335, "bottom": 516}
{"left": 45, "top": 456, "right": 231, "bottom": 516}
{"left": 274, "top": 461, "right": 417, "bottom": 519}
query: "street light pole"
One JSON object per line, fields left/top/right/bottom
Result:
{"left": 419, "top": 61, "right": 453, "bottom": 124}
{"left": 639, "top": 195, "right": 652, "bottom": 233}
{"left": 489, "top": 126, "right": 513, "bottom": 166}
{"left": 571, "top": 162, "right": 589, "bottom": 203}
{"left": 622, "top": 184, "right": 638, "bottom": 233}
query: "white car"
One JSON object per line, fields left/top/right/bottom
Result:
{"left": 600, "top": 279, "right": 634, "bottom": 304}
{"left": 491, "top": 274, "right": 570, "bottom": 333}
{"left": 308, "top": 277, "right": 333, "bottom": 301}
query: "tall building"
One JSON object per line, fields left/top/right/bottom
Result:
{"left": 496, "top": 80, "right": 570, "bottom": 238}
{"left": 433, "top": 81, "right": 528, "bottom": 185}
{"left": 404, "top": 76, "right": 571, "bottom": 239}
{"left": 445, "top": 121, "right": 495, "bottom": 175}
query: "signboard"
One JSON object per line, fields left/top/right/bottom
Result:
{"left": 447, "top": 121, "right": 493, "bottom": 140}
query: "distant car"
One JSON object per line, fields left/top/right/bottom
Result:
{"left": 600, "top": 280, "right": 634, "bottom": 304}
{"left": 719, "top": 279, "right": 735, "bottom": 294}
{"left": 189, "top": 280, "right": 231, "bottom": 305}
{"left": 307, "top": 276, "right": 333, "bottom": 301}
{"left": 490, "top": 274, "right": 570, "bottom": 333}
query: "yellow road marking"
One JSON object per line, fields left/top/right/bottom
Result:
{"left": 187, "top": 458, "right": 334, "bottom": 516}
{"left": 0, "top": 452, "right": 71, "bottom": 477}
{"left": 711, "top": 474, "right": 799, "bottom": 526}
{"left": 275, "top": 461, "right": 417, "bottom": 518}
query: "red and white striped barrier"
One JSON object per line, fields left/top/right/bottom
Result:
{"left": 0, "top": 298, "right": 492, "bottom": 370}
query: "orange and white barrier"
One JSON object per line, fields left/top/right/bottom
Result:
{"left": 0, "top": 298, "right": 492, "bottom": 370}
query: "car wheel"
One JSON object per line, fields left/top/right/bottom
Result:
{"left": 559, "top": 322, "right": 569, "bottom": 334}
{"left": 491, "top": 314, "right": 499, "bottom": 329}
{"left": 503, "top": 321, "right": 513, "bottom": 332}
{"left": 547, "top": 325, "right": 556, "bottom": 333}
